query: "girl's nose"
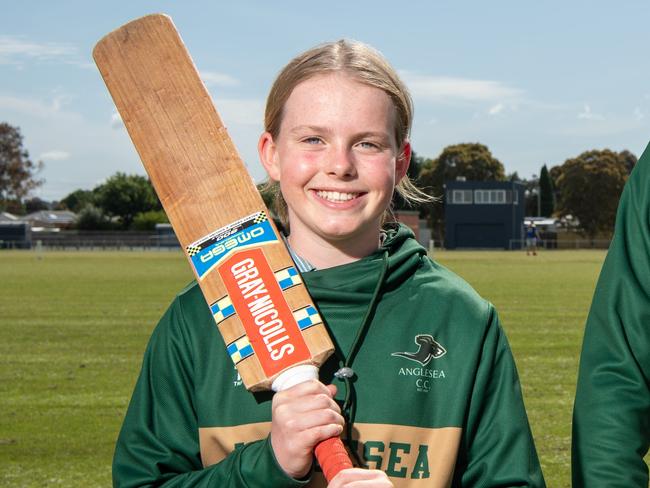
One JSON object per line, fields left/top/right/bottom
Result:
{"left": 325, "top": 146, "right": 357, "bottom": 179}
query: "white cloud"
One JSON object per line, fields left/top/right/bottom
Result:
{"left": 0, "top": 36, "right": 76, "bottom": 65}
{"left": 400, "top": 71, "right": 524, "bottom": 104}
{"left": 489, "top": 103, "right": 504, "bottom": 116}
{"left": 577, "top": 104, "right": 605, "bottom": 121}
{"left": 212, "top": 98, "right": 265, "bottom": 126}
{"left": 39, "top": 150, "right": 70, "bottom": 161}
{"left": 0, "top": 94, "right": 74, "bottom": 119}
{"left": 634, "top": 107, "right": 644, "bottom": 120}
{"left": 200, "top": 71, "right": 239, "bottom": 87}
{"left": 111, "top": 111, "right": 124, "bottom": 129}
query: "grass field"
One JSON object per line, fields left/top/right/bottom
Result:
{"left": 0, "top": 249, "right": 606, "bottom": 487}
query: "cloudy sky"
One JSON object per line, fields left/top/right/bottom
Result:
{"left": 2, "top": 1, "right": 649, "bottom": 201}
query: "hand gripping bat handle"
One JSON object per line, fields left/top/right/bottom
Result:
{"left": 272, "top": 365, "right": 354, "bottom": 482}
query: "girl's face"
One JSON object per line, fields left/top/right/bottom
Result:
{"left": 259, "top": 73, "right": 409, "bottom": 255}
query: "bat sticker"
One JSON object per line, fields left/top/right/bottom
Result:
{"left": 274, "top": 266, "right": 303, "bottom": 290}
{"left": 218, "top": 248, "right": 312, "bottom": 377}
{"left": 227, "top": 335, "right": 255, "bottom": 364}
{"left": 210, "top": 295, "right": 236, "bottom": 324}
{"left": 186, "top": 211, "right": 278, "bottom": 279}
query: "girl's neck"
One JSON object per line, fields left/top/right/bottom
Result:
{"left": 287, "top": 228, "right": 382, "bottom": 269}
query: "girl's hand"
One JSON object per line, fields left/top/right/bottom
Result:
{"left": 328, "top": 468, "right": 393, "bottom": 488}
{"left": 270, "top": 380, "right": 344, "bottom": 479}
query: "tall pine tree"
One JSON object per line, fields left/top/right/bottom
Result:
{"left": 539, "top": 164, "right": 555, "bottom": 217}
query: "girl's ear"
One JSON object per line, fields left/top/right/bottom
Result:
{"left": 396, "top": 141, "right": 411, "bottom": 182}
{"left": 258, "top": 132, "right": 281, "bottom": 181}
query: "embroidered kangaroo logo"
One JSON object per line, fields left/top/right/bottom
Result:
{"left": 392, "top": 334, "right": 446, "bottom": 366}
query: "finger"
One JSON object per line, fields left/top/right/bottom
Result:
{"left": 273, "top": 380, "right": 334, "bottom": 404}
{"left": 278, "top": 406, "right": 344, "bottom": 432}
{"left": 273, "top": 390, "right": 341, "bottom": 415}
{"left": 329, "top": 468, "right": 393, "bottom": 488}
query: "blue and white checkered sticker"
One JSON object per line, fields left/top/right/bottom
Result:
{"left": 274, "top": 266, "right": 302, "bottom": 290}
{"left": 292, "top": 305, "right": 322, "bottom": 330}
{"left": 227, "top": 336, "right": 254, "bottom": 364}
{"left": 210, "top": 295, "right": 235, "bottom": 323}
{"left": 186, "top": 211, "right": 278, "bottom": 280}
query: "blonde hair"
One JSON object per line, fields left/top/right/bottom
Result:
{"left": 262, "top": 39, "right": 431, "bottom": 227}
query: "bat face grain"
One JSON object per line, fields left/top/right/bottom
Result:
{"left": 93, "top": 14, "right": 334, "bottom": 392}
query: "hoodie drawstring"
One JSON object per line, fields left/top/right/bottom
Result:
{"left": 334, "top": 250, "right": 390, "bottom": 465}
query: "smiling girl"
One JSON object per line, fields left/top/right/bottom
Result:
{"left": 113, "top": 40, "right": 545, "bottom": 488}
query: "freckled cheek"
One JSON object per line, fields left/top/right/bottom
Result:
{"left": 282, "top": 153, "right": 320, "bottom": 182}
{"left": 360, "top": 161, "right": 396, "bottom": 188}
{"left": 297, "top": 151, "right": 321, "bottom": 168}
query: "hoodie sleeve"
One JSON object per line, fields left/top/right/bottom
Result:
{"left": 457, "top": 305, "right": 546, "bottom": 487}
{"left": 572, "top": 146, "right": 650, "bottom": 487}
{"left": 112, "top": 298, "right": 308, "bottom": 488}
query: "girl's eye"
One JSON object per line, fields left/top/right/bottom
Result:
{"left": 358, "top": 141, "right": 379, "bottom": 150}
{"left": 303, "top": 137, "right": 322, "bottom": 145}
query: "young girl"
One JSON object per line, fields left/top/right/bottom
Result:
{"left": 113, "top": 40, "right": 545, "bottom": 487}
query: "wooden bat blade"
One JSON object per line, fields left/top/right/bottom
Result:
{"left": 93, "top": 13, "right": 335, "bottom": 390}
{"left": 93, "top": 13, "right": 352, "bottom": 481}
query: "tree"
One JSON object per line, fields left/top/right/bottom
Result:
{"left": 61, "top": 189, "right": 96, "bottom": 213}
{"left": 24, "top": 197, "right": 50, "bottom": 213}
{"left": 94, "top": 172, "right": 160, "bottom": 229}
{"left": 132, "top": 210, "right": 169, "bottom": 231}
{"left": 418, "top": 143, "right": 506, "bottom": 239}
{"left": 75, "top": 204, "right": 113, "bottom": 230}
{"left": 618, "top": 149, "right": 637, "bottom": 174}
{"left": 506, "top": 171, "right": 521, "bottom": 182}
{"left": 520, "top": 175, "right": 540, "bottom": 217}
{"left": 555, "top": 149, "right": 628, "bottom": 238}
{"left": 538, "top": 164, "right": 555, "bottom": 217}
{"left": 548, "top": 164, "right": 563, "bottom": 209}
{"left": 0, "top": 122, "right": 43, "bottom": 208}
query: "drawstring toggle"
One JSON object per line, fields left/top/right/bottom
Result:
{"left": 334, "top": 367, "right": 355, "bottom": 379}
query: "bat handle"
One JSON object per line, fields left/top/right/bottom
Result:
{"left": 315, "top": 436, "right": 354, "bottom": 482}
{"left": 272, "top": 365, "right": 354, "bottom": 482}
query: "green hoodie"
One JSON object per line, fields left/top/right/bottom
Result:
{"left": 572, "top": 144, "right": 650, "bottom": 487}
{"left": 113, "top": 225, "right": 544, "bottom": 487}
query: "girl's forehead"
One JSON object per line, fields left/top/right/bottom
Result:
{"left": 291, "top": 72, "right": 375, "bottom": 97}
{"left": 281, "top": 73, "right": 396, "bottom": 130}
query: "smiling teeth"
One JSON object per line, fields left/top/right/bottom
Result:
{"left": 316, "top": 190, "right": 358, "bottom": 202}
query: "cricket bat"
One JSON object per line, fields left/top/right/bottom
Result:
{"left": 93, "top": 13, "right": 352, "bottom": 482}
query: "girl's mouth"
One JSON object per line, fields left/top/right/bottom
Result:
{"left": 314, "top": 190, "right": 360, "bottom": 203}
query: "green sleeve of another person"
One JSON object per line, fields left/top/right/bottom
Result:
{"left": 572, "top": 144, "right": 650, "bottom": 487}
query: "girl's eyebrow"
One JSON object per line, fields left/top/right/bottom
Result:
{"left": 354, "top": 131, "right": 391, "bottom": 142}
{"left": 289, "top": 125, "right": 332, "bottom": 135}
{"left": 289, "top": 126, "right": 391, "bottom": 141}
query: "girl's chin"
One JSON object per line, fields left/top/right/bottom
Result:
{"left": 310, "top": 222, "right": 379, "bottom": 242}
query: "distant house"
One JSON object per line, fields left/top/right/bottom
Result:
{"left": 444, "top": 180, "right": 525, "bottom": 249}
{"left": 20, "top": 210, "right": 76, "bottom": 230}
{"left": 0, "top": 212, "right": 18, "bottom": 222}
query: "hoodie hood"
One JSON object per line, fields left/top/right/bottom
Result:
{"left": 302, "top": 223, "right": 427, "bottom": 303}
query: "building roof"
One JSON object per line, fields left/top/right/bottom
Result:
{"left": 20, "top": 210, "right": 76, "bottom": 225}
{"left": 0, "top": 212, "right": 18, "bottom": 222}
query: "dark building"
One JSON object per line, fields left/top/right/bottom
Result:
{"left": 0, "top": 222, "right": 32, "bottom": 249}
{"left": 444, "top": 180, "right": 525, "bottom": 249}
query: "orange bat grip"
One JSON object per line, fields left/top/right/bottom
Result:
{"left": 314, "top": 436, "right": 354, "bottom": 482}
